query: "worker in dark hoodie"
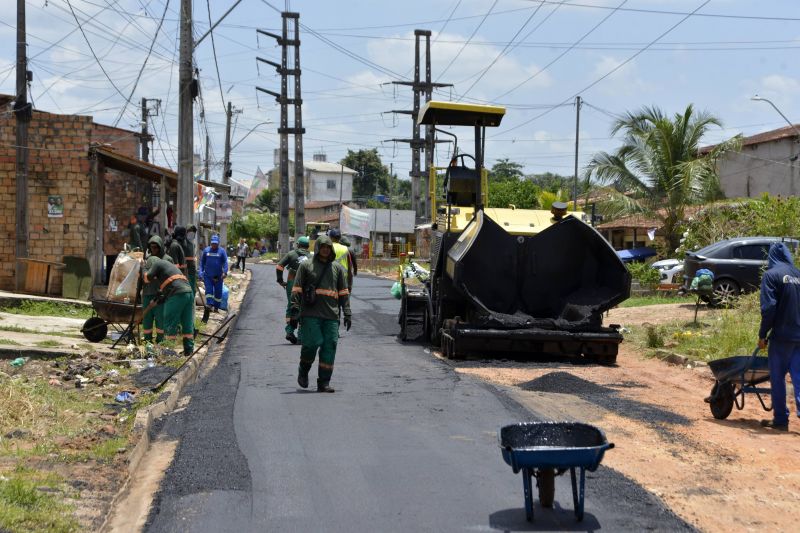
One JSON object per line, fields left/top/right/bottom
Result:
{"left": 758, "top": 242, "right": 800, "bottom": 431}
{"left": 290, "top": 235, "right": 352, "bottom": 393}
{"left": 142, "top": 235, "right": 173, "bottom": 344}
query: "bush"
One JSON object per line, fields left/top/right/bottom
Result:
{"left": 627, "top": 261, "right": 660, "bottom": 290}
{"left": 644, "top": 323, "right": 665, "bottom": 348}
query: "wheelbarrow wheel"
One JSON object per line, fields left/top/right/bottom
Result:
{"left": 537, "top": 468, "right": 555, "bottom": 508}
{"left": 82, "top": 317, "right": 108, "bottom": 343}
{"left": 710, "top": 381, "right": 735, "bottom": 420}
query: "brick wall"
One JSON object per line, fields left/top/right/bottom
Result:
{"left": 91, "top": 123, "right": 139, "bottom": 159}
{"left": 104, "top": 168, "right": 156, "bottom": 254}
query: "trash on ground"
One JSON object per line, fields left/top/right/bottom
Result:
{"left": 10, "top": 357, "right": 27, "bottom": 367}
{"left": 115, "top": 391, "right": 135, "bottom": 403}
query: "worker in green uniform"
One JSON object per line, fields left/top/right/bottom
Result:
{"left": 141, "top": 235, "right": 173, "bottom": 343}
{"left": 141, "top": 257, "right": 194, "bottom": 356}
{"left": 290, "top": 235, "right": 352, "bottom": 393}
{"left": 167, "top": 226, "right": 187, "bottom": 276}
{"left": 180, "top": 225, "right": 198, "bottom": 296}
{"left": 277, "top": 236, "right": 311, "bottom": 344}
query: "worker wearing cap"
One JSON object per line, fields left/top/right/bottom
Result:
{"left": 199, "top": 234, "right": 228, "bottom": 322}
{"left": 141, "top": 235, "right": 174, "bottom": 344}
{"left": 277, "top": 236, "right": 311, "bottom": 344}
{"left": 290, "top": 235, "right": 351, "bottom": 393}
{"left": 141, "top": 256, "right": 194, "bottom": 356}
{"left": 328, "top": 228, "right": 353, "bottom": 291}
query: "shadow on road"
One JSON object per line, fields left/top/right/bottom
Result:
{"left": 489, "top": 506, "right": 601, "bottom": 532}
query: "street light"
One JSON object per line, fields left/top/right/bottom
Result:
{"left": 231, "top": 121, "right": 272, "bottom": 152}
{"left": 751, "top": 95, "right": 800, "bottom": 139}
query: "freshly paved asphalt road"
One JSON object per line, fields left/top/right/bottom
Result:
{"left": 145, "top": 264, "right": 692, "bottom": 532}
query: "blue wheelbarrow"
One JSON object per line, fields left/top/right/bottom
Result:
{"left": 705, "top": 347, "right": 771, "bottom": 420}
{"left": 499, "top": 422, "right": 614, "bottom": 522}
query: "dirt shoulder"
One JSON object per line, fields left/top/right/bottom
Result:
{"left": 450, "top": 303, "right": 800, "bottom": 533}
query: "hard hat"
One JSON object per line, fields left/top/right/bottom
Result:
{"left": 210, "top": 234, "right": 220, "bottom": 244}
{"left": 329, "top": 228, "right": 341, "bottom": 239}
{"left": 297, "top": 236, "right": 310, "bottom": 247}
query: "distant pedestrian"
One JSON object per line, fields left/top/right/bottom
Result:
{"left": 290, "top": 235, "right": 351, "bottom": 393}
{"left": 758, "top": 242, "right": 800, "bottom": 431}
{"left": 236, "top": 238, "right": 249, "bottom": 272}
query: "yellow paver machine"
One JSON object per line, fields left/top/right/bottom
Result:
{"left": 402, "top": 101, "right": 630, "bottom": 363}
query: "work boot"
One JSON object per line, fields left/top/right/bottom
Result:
{"left": 297, "top": 370, "right": 309, "bottom": 389}
{"left": 760, "top": 419, "right": 789, "bottom": 431}
{"left": 317, "top": 380, "right": 335, "bottom": 393}
{"left": 285, "top": 332, "right": 298, "bottom": 344}
{"left": 201, "top": 307, "right": 210, "bottom": 323}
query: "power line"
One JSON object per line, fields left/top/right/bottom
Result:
{"left": 436, "top": 0, "right": 498, "bottom": 82}
{"left": 113, "top": 0, "right": 171, "bottom": 127}
{"left": 206, "top": 0, "right": 228, "bottom": 113}
{"left": 501, "top": 0, "right": 711, "bottom": 135}
{"left": 493, "top": 0, "right": 627, "bottom": 101}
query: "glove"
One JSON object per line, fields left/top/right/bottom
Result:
{"left": 289, "top": 318, "right": 299, "bottom": 329}
{"left": 277, "top": 279, "right": 287, "bottom": 287}
{"left": 344, "top": 317, "right": 352, "bottom": 331}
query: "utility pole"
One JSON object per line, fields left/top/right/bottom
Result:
{"left": 257, "top": 11, "right": 305, "bottom": 255}
{"left": 220, "top": 101, "right": 239, "bottom": 247}
{"left": 177, "top": 0, "right": 194, "bottom": 227}
{"left": 389, "top": 30, "right": 451, "bottom": 223}
{"left": 204, "top": 134, "right": 210, "bottom": 181}
{"left": 15, "top": 0, "right": 30, "bottom": 291}
{"left": 388, "top": 162, "right": 393, "bottom": 252}
{"left": 573, "top": 95, "right": 581, "bottom": 211}
{"left": 138, "top": 98, "right": 160, "bottom": 163}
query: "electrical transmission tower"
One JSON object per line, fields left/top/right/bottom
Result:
{"left": 389, "top": 29, "right": 452, "bottom": 222}
{"left": 257, "top": 11, "right": 305, "bottom": 255}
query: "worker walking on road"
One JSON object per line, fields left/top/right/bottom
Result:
{"left": 200, "top": 234, "right": 228, "bottom": 323}
{"left": 328, "top": 228, "right": 353, "bottom": 291}
{"left": 141, "top": 235, "right": 174, "bottom": 344}
{"left": 758, "top": 242, "right": 800, "bottom": 431}
{"left": 277, "top": 236, "right": 311, "bottom": 344}
{"left": 290, "top": 235, "right": 352, "bottom": 393}
{"left": 141, "top": 256, "right": 194, "bottom": 356}
{"left": 236, "top": 238, "right": 249, "bottom": 273}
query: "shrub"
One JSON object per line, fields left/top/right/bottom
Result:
{"left": 627, "top": 261, "right": 660, "bottom": 290}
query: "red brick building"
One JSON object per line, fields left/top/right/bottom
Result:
{"left": 0, "top": 96, "right": 176, "bottom": 293}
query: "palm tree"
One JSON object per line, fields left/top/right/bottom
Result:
{"left": 584, "top": 104, "right": 740, "bottom": 252}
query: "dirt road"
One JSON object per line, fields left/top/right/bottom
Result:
{"left": 452, "top": 303, "right": 800, "bottom": 533}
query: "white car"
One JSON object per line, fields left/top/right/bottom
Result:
{"left": 651, "top": 259, "right": 684, "bottom": 284}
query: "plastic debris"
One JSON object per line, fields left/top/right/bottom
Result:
{"left": 115, "top": 391, "right": 135, "bottom": 403}
{"left": 10, "top": 357, "right": 28, "bottom": 368}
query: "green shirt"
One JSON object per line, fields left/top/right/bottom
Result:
{"left": 277, "top": 248, "right": 310, "bottom": 281}
{"left": 180, "top": 238, "right": 197, "bottom": 275}
{"left": 291, "top": 256, "right": 351, "bottom": 321}
{"left": 168, "top": 239, "right": 187, "bottom": 273}
{"left": 142, "top": 253, "right": 173, "bottom": 296}
{"left": 143, "top": 257, "right": 191, "bottom": 299}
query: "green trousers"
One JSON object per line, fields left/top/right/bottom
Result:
{"left": 141, "top": 294, "right": 165, "bottom": 342}
{"left": 299, "top": 316, "right": 339, "bottom": 385}
{"left": 163, "top": 292, "right": 195, "bottom": 354}
{"left": 188, "top": 272, "right": 197, "bottom": 297}
{"left": 284, "top": 279, "right": 296, "bottom": 335}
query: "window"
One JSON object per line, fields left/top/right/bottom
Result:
{"left": 327, "top": 179, "right": 336, "bottom": 190}
{"left": 732, "top": 244, "right": 769, "bottom": 260}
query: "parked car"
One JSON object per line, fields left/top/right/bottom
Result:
{"left": 682, "top": 236, "right": 799, "bottom": 305}
{"left": 651, "top": 258, "right": 683, "bottom": 285}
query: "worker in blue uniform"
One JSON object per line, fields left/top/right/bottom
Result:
{"left": 199, "top": 234, "right": 228, "bottom": 323}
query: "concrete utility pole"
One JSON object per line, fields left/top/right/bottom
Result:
{"left": 204, "top": 134, "right": 210, "bottom": 181}
{"left": 138, "top": 98, "right": 160, "bottom": 163}
{"left": 573, "top": 95, "right": 582, "bottom": 211}
{"left": 257, "top": 11, "right": 305, "bottom": 254}
{"left": 177, "top": 0, "right": 194, "bottom": 227}
{"left": 220, "top": 101, "right": 239, "bottom": 246}
{"left": 15, "top": 0, "right": 30, "bottom": 290}
{"left": 389, "top": 30, "right": 452, "bottom": 223}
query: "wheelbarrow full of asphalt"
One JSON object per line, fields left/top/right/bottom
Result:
{"left": 499, "top": 422, "right": 614, "bottom": 522}
{"left": 705, "top": 347, "right": 771, "bottom": 420}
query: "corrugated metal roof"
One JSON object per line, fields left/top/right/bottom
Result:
{"left": 304, "top": 161, "right": 357, "bottom": 173}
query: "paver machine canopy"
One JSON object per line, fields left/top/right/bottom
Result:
{"left": 414, "top": 101, "right": 630, "bottom": 362}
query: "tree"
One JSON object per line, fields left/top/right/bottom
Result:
{"left": 584, "top": 104, "right": 740, "bottom": 251}
{"left": 488, "top": 158, "right": 524, "bottom": 181}
{"left": 340, "top": 148, "right": 390, "bottom": 200}
{"left": 250, "top": 188, "right": 277, "bottom": 212}
{"left": 487, "top": 180, "right": 541, "bottom": 209}
{"left": 528, "top": 172, "right": 580, "bottom": 194}
{"left": 229, "top": 212, "right": 294, "bottom": 242}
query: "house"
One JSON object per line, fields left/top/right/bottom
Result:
{"left": 703, "top": 124, "right": 800, "bottom": 198}
{"left": 0, "top": 95, "right": 177, "bottom": 293}
{"left": 267, "top": 151, "right": 357, "bottom": 206}
{"left": 595, "top": 214, "right": 664, "bottom": 251}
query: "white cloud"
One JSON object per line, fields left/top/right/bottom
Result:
{"left": 589, "top": 55, "right": 649, "bottom": 96}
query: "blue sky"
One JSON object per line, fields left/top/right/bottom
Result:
{"left": 2, "top": 0, "right": 800, "bottom": 187}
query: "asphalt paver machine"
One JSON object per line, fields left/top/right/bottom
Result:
{"left": 406, "top": 101, "right": 630, "bottom": 363}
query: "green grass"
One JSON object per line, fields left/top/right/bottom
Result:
{"left": 0, "top": 301, "right": 92, "bottom": 320}
{"left": 627, "top": 292, "right": 761, "bottom": 362}
{"left": 620, "top": 294, "right": 694, "bottom": 307}
{"left": 0, "top": 339, "right": 22, "bottom": 346}
{"left": 0, "top": 474, "right": 79, "bottom": 533}
{"left": 34, "top": 340, "right": 62, "bottom": 348}
{"left": 0, "top": 325, "right": 83, "bottom": 339}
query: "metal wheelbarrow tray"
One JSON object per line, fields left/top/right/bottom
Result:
{"left": 499, "top": 422, "right": 614, "bottom": 522}
{"left": 81, "top": 298, "right": 143, "bottom": 345}
{"left": 706, "top": 347, "right": 771, "bottom": 420}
